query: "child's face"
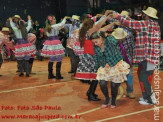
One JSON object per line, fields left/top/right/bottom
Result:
{"left": 92, "top": 36, "right": 103, "bottom": 47}
{"left": 14, "top": 17, "right": 19, "bottom": 23}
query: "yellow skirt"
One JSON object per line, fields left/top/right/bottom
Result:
{"left": 96, "top": 60, "right": 130, "bottom": 83}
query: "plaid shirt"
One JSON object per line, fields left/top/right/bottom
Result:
{"left": 116, "top": 26, "right": 136, "bottom": 64}
{"left": 117, "top": 14, "right": 161, "bottom": 64}
{"left": 94, "top": 35, "right": 123, "bottom": 69}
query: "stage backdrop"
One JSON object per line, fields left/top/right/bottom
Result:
{"left": 0, "top": 0, "right": 67, "bottom": 26}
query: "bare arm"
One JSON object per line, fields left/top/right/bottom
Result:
{"left": 26, "top": 15, "right": 32, "bottom": 32}
{"left": 98, "top": 21, "right": 120, "bottom": 32}
{"left": 88, "top": 14, "right": 112, "bottom": 36}
{"left": 9, "top": 18, "right": 18, "bottom": 32}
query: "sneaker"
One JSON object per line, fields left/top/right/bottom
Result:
{"left": 127, "top": 93, "right": 136, "bottom": 99}
{"left": 151, "top": 92, "right": 156, "bottom": 104}
{"left": 139, "top": 95, "right": 156, "bottom": 104}
{"left": 139, "top": 99, "right": 153, "bottom": 105}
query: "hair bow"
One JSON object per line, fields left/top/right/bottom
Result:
{"left": 48, "top": 16, "right": 53, "bottom": 21}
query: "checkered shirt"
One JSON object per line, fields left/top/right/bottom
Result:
{"left": 94, "top": 35, "right": 123, "bottom": 69}
{"left": 117, "top": 14, "right": 161, "bottom": 64}
{"left": 116, "top": 26, "right": 136, "bottom": 64}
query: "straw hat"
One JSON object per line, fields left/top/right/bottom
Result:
{"left": 2, "top": 27, "right": 9, "bottom": 32}
{"left": 142, "top": 7, "right": 158, "bottom": 19}
{"left": 14, "top": 15, "right": 21, "bottom": 19}
{"left": 72, "top": 15, "right": 80, "bottom": 21}
{"left": 112, "top": 28, "right": 128, "bottom": 39}
{"left": 121, "top": 11, "right": 129, "bottom": 17}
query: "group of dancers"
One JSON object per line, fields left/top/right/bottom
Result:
{"left": 0, "top": 6, "right": 161, "bottom": 108}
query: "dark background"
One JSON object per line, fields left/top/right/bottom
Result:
{"left": 0, "top": 0, "right": 162, "bottom": 26}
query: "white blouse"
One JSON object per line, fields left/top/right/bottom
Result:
{"left": 46, "top": 19, "right": 66, "bottom": 37}
{"left": 10, "top": 20, "right": 32, "bottom": 39}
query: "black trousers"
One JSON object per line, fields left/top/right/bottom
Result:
{"left": 67, "top": 47, "right": 80, "bottom": 73}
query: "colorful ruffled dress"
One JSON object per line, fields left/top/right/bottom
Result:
{"left": 41, "top": 19, "right": 66, "bottom": 58}
{"left": 75, "top": 32, "right": 97, "bottom": 80}
{"left": 94, "top": 35, "right": 130, "bottom": 83}
{"left": 10, "top": 20, "right": 36, "bottom": 58}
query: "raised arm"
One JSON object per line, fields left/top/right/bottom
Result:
{"left": 9, "top": 17, "right": 18, "bottom": 32}
{"left": 88, "top": 14, "right": 112, "bottom": 36}
{"left": 26, "top": 15, "right": 32, "bottom": 32}
{"left": 51, "top": 16, "right": 70, "bottom": 29}
{"left": 112, "top": 13, "right": 147, "bottom": 30}
{"left": 98, "top": 21, "right": 120, "bottom": 32}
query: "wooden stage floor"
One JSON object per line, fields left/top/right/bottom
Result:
{"left": 0, "top": 57, "right": 162, "bottom": 122}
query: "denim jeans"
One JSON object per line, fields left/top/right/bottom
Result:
{"left": 126, "top": 68, "right": 134, "bottom": 94}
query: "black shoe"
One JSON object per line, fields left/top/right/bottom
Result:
{"left": 68, "top": 71, "right": 74, "bottom": 73}
{"left": 0, "top": 74, "right": 2, "bottom": 77}
{"left": 19, "top": 73, "right": 24, "bottom": 77}
{"left": 56, "top": 76, "right": 63, "bottom": 79}
{"left": 26, "top": 74, "right": 29, "bottom": 77}
{"left": 88, "top": 95, "right": 101, "bottom": 101}
{"left": 48, "top": 75, "right": 56, "bottom": 79}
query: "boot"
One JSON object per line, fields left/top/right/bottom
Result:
{"left": 87, "top": 80, "right": 101, "bottom": 101}
{"left": 48, "top": 62, "right": 56, "bottom": 79}
{"left": 16, "top": 64, "right": 20, "bottom": 72}
{"left": 86, "top": 89, "right": 98, "bottom": 97}
{"left": 29, "top": 58, "right": 34, "bottom": 74}
{"left": 16, "top": 60, "right": 20, "bottom": 72}
{"left": 56, "top": 62, "right": 63, "bottom": 79}
{"left": 25, "top": 60, "right": 30, "bottom": 77}
{"left": 29, "top": 58, "right": 36, "bottom": 74}
{"left": 17, "top": 60, "right": 24, "bottom": 77}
